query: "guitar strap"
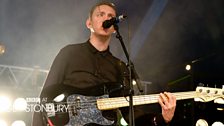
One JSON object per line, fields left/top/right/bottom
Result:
{"left": 40, "top": 103, "right": 53, "bottom": 126}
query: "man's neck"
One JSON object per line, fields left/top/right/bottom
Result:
{"left": 89, "top": 35, "right": 111, "bottom": 51}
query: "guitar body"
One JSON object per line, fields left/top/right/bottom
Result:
{"left": 66, "top": 94, "right": 114, "bottom": 126}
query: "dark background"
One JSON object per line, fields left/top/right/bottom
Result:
{"left": 0, "top": 0, "right": 223, "bottom": 125}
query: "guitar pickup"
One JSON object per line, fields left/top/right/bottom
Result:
{"left": 69, "top": 96, "right": 81, "bottom": 116}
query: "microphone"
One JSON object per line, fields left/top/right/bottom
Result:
{"left": 102, "top": 15, "right": 127, "bottom": 29}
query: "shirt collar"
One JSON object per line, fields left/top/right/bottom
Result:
{"left": 87, "top": 39, "right": 110, "bottom": 56}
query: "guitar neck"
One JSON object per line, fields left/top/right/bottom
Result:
{"left": 97, "top": 91, "right": 196, "bottom": 110}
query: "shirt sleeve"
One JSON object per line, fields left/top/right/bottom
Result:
{"left": 32, "top": 46, "right": 70, "bottom": 126}
{"left": 40, "top": 46, "right": 71, "bottom": 99}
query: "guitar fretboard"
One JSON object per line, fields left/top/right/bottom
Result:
{"left": 97, "top": 91, "right": 197, "bottom": 110}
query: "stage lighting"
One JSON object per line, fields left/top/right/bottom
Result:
{"left": 120, "top": 117, "right": 128, "bottom": 126}
{"left": 185, "top": 64, "right": 191, "bottom": 71}
{"left": 11, "top": 120, "right": 26, "bottom": 126}
{"left": 196, "top": 119, "right": 208, "bottom": 126}
{"left": 212, "top": 121, "right": 224, "bottom": 126}
{"left": 0, "top": 119, "right": 7, "bottom": 126}
{"left": 53, "top": 94, "right": 65, "bottom": 102}
{"left": 13, "top": 98, "right": 27, "bottom": 111}
{"left": 214, "top": 98, "right": 224, "bottom": 104}
{"left": 0, "top": 96, "right": 11, "bottom": 112}
{"left": 132, "top": 80, "right": 136, "bottom": 85}
{"left": 0, "top": 44, "right": 5, "bottom": 55}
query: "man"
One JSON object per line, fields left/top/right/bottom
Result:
{"left": 32, "top": 1, "right": 176, "bottom": 126}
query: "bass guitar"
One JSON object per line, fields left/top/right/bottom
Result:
{"left": 43, "top": 86, "right": 224, "bottom": 126}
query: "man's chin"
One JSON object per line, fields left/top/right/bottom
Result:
{"left": 98, "top": 32, "right": 112, "bottom": 37}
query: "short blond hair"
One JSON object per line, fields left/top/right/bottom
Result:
{"left": 89, "top": 1, "right": 117, "bottom": 18}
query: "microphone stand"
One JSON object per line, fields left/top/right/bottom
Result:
{"left": 113, "top": 24, "right": 143, "bottom": 126}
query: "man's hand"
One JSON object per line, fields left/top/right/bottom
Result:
{"left": 158, "top": 92, "right": 176, "bottom": 123}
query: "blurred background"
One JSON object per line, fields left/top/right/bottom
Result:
{"left": 0, "top": 0, "right": 223, "bottom": 125}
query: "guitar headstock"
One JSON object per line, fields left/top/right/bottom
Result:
{"left": 195, "top": 86, "right": 224, "bottom": 102}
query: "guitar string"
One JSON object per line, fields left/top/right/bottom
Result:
{"left": 46, "top": 92, "right": 197, "bottom": 107}
{"left": 46, "top": 92, "right": 198, "bottom": 114}
{"left": 97, "top": 92, "right": 198, "bottom": 107}
{"left": 43, "top": 91, "right": 198, "bottom": 109}
{"left": 42, "top": 88, "right": 223, "bottom": 105}
{"left": 45, "top": 91, "right": 222, "bottom": 113}
{"left": 47, "top": 91, "right": 197, "bottom": 103}
{"left": 41, "top": 89, "right": 222, "bottom": 113}
{"left": 43, "top": 91, "right": 220, "bottom": 108}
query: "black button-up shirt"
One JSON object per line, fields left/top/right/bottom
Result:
{"left": 33, "top": 40, "right": 167, "bottom": 126}
{"left": 41, "top": 40, "right": 128, "bottom": 99}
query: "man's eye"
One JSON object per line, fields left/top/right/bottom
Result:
{"left": 97, "top": 13, "right": 104, "bottom": 17}
{"left": 108, "top": 15, "right": 114, "bottom": 18}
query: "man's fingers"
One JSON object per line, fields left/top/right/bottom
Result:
{"left": 160, "top": 92, "right": 169, "bottom": 104}
{"left": 164, "top": 92, "right": 176, "bottom": 106}
{"left": 158, "top": 95, "right": 166, "bottom": 108}
{"left": 158, "top": 92, "right": 176, "bottom": 109}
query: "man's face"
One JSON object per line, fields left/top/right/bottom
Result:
{"left": 88, "top": 5, "right": 116, "bottom": 36}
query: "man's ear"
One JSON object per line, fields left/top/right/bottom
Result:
{"left": 86, "top": 18, "right": 92, "bottom": 29}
